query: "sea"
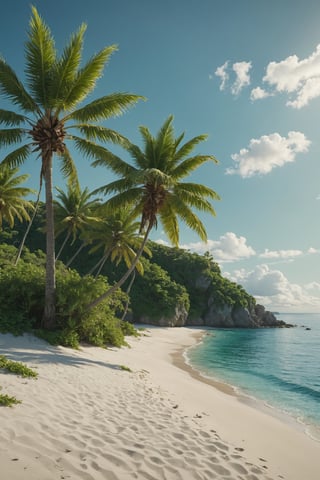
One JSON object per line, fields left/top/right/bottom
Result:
{"left": 186, "top": 313, "right": 320, "bottom": 442}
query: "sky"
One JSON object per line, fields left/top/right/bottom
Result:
{"left": 0, "top": 0, "right": 320, "bottom": 313}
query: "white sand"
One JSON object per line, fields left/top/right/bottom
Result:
{"left": 0, "top": 327, "right": 319, "bottom": 480}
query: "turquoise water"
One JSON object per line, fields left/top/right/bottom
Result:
{"left": 187, "top": 313, "right": 320, "bottom": 440}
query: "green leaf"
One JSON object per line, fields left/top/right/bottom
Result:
{"left": 50, "top": 24, "right": 87, "bottom": 110}
{"left": 0, "top": 128, "right": 25, "bottom": 147}
{"left": 1, "top": 144, "right": 31, "bottom": 168}
{"left": 0, "top": 109, "right": 27, "bottom": 126}
{"left": 0, "top": 58, "right": 39, "bottom": 114}
{"left": 25, "top": 6, "right": 57, "bottom": 107}
{"left": 60, "top": 45, "right": 118, "bottom": 110}
{"left": 67, "top": 92, "right": 145, "bottom": 123}
{"left": 76, "top": 124, "right": 130, "bottom": 146}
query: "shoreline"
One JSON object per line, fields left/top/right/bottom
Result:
{"left": 1, "top": 327, "right": 320, "bottom": 479}
{"left": 177, "top": 330, "right": 314, "bottom": 438}
{"left": 180, "top": 327, "right": 320, "bottom": 443}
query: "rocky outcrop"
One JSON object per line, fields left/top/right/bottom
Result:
{"left": 137, "top": 303, "right": 188, "bottom": 327}
{"left": 184, "top": 303, "right": 293, "bottom": 329}
{"left": 134, "top": 303, "right": 293, "bottom": 328}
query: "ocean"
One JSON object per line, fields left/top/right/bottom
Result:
{"left": 186, "top": 313, "right": 320, "bottom": 442}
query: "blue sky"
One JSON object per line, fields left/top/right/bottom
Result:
{"left": 1, "top": 0, "right": 320, "bottom": 312}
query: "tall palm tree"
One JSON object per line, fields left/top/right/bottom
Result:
{"left": 87, "top": 115, "right": 220, "bottom": 309}
{"left": 0, "top": 164, "right": 34, "bottom": 230}
{"left": 0, "top": 7, "right": 143, "bottom": 327}
{"left": 54, "top": 184, "right": 101, "bottom": 261}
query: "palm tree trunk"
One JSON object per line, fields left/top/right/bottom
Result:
{"left": 87, "top": 223, "right": 152, "bottom": 310}
{"left": 55, "top": 230, "right": 71, "bottom": 262}
{"left": 121, "top": 269, "right": 136, "bottom": 321}
{"left": 43, "top": 153, "right": 56, "bottom": 329}
{"left": 66, "top": 241, "right": 85, "bottom": 267}
{"left": 14, "top": 175, "right": 43, "bottom": 266}
{"left": 95, "top": 251, "right": 111, "bottom": 277}
{"left": 87, "top": 249, "right": 111, "bottom": 276}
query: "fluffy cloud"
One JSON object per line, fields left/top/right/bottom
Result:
{"left": 231, "top": 61, "right": 252, "bottom": 95}
{"left": 226, "top": 264, "right": 320, "bottom": 312}
{"left": 261, "top": 44, "right": 320, "bottom": 108}
{"left": 180, "top": 232, "right": 256, "bottom": 262}
{"left": 250, "top": 86, "right": 272, "bottom": 101}
{"left": 215, "top": 61, "right": 251, "bottom": 95}
{"left": 226, "top": 131, "right": 310, "bottom": 177}
{"left": 217, "top": 45, "right": 320, "bottom": 108}
{"left": 215, "top": 61, "right": 229, "bottom": 91}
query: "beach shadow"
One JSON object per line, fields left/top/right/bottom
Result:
{"left": 0, "top": 333, "right": 125, "bottom": 371}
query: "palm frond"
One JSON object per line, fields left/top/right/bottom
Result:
{"left": 167, "top": 195, "right": 208, "bottom": 242}
{"left": 172, "top": 188, "right": 217, "bottom": 216}
{"left": 174, "top": 134, "right": 209, "bottom": 161}
{"left": 57, "top": 146, "right": 80, "bottom": 189}
{"left": 93, "top": 178, "right": 136, "bottom": 197}
{"left": 124, "top": 142, "right": 145, "bottom": 166}
{"left": 60, "top": 45, "right": 118, "bottom": 109}
{"left": 50, "top": 24, "right": 87, "bottom": 111}
{"left": 103, "top": 188, "right": 143, "bottom": 211}
{"left": 1, "top": 144, "right": 31, "bottom": 168}
{"left": 25, "top": 6, "right": 57, "bottom": 107}
{"left": 154, "top": 115, "right": 176, "bottom": 168}
{"left": 172, "top": 155, "right": 218, "bottom": 180}
{"left": 138, "top": 125, "right": 157, "bottom": 168}
{"left": 0, "top": 128, "right": 26, "bottom": 147}
{"left": 0, "top": 58, "right": 40, "bottom": 114}
{"left": 0, "top": 109, "right": 28, "bottom": 126}
{"left": 175, "top": 182, "right": 220, "bottom": 201}
{"left": 66, "top": 92, "right": 145, "bottom": 123}
{"left": 75, "top": 124, "right": 130, "bottom": 146}
{"left": 73, "top": 136, "right": 134, "bottom": 176}
{"left": 158, "top": 201, "right": 179, "bottom": 246}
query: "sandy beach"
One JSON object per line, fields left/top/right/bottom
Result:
{"left": 0, "top": 327, "right": 319, "bottom": 480}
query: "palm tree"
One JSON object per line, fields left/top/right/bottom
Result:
{"left": 87, "top": 205, "right": 151, "bottom": 320}
{"left": 0, "top": 7, "right": 143, "bottom": 328}
{"left": 87, "top": 204, "right": 151, "bottom": 277}
{"left": 87, "top": 115, "right": 220, "bottom": 309}
{"left": 0, "top": 164, "right": 34, "bottom": 230}
{"left": 54, "top": 184, "right": 101, "bottom": 261}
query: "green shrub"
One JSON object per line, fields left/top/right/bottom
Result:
{"left": 0, "top": 392, "right": 21, "bottom": 407}
{"left": 0, "top": 355, "right": 38, "bottom": 378}
{"left": 0, "top": 245, "right": 138, "bottom": 348}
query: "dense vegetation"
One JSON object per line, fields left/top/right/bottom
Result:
{"left": 0, "top": 208, "right": 255, "bottom": 332}
{"left": 0, "top": 243, "right": 137, "bottom": 348}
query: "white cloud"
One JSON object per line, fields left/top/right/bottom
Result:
{"left": 250, "top": 86, "right": 272, "bottom": 101}
{"left": 226, "top": 264, "right": 320, "bottom": 312}
{"left": 308, "top": 247, "right": 319, "bottom": 254}
{"left": 305, "top": 281, "right": 320, "bottom": 292}
{"left": 154, "top": 238, "right": 170, "bottom": 247}
{"left": 215, "top": 60, "right": 251, "bottom": 95}
{"left": 180, "top": 232, "right": 256, "bottom": 263}
{"left": 231, "top": 61, "right": 252, "bottom": 95}
{"left": 262, "top": 44, "right": 320, "bottom": 108}
{"left": 215, "top": 61, "right": 229, "bottom": 91}
{"left": 226, "top": 131, "right": 310, "bottom": 178}
{"left": 260, "top": 249, "right": 303, "bottom": 259}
